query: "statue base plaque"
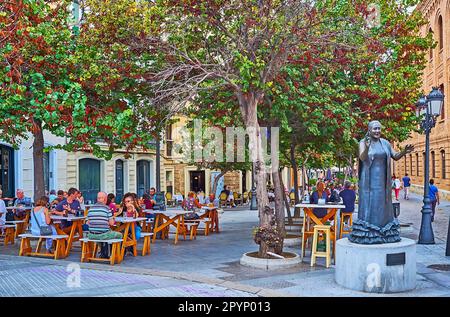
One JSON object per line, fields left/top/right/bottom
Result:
{"left": 335, "top": 238, "right": 416, "bottom": 293}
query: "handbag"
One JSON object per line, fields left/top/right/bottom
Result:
{"left": 32, "top": 208, "right": 53, "bottom": 236}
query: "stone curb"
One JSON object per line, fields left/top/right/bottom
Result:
{"left": 0, "top": 254, "right": 288, "bottom": 297}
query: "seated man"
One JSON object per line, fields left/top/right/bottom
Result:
{"left": 86, "top": 192, "right": 122, "bottom": 258}
{"left": 50, "top": 190, "right": 65, "bottom": 206}
{"left": 13, "top": 189, "right": 32, "bottom": 219}
{"left": 327, "top": 182, "right": 341, "bottom": 203}
{"left": 53, "top": 187, "right": 82, "bottom": 231}
{"left": 204, "top": 193, "right": 219, "bottom": 208}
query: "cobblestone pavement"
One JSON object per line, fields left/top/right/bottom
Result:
{"left": 0, "top": 195, "right": 449, "bottom": 297}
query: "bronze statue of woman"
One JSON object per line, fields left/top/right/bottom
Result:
{"left": 349, "top": 121, "right": 414, "bottom": 244}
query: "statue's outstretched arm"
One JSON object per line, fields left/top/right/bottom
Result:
{"left": 390, "top": 143, "right": 414, "bottom": 161}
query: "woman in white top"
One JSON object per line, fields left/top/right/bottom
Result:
{"left": 30, "top": 196, "right": 57, "bottom": 252}
{"left": 0, "top": 190, "right": 7, "bottom": 230}
{"left": 392, "top": 175, "right": 402, "bottom": 201}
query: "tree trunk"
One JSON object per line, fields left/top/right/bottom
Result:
{"left": 237, "top": 91, "right": 273, "bottom": 258}
{"left": 211, "top": 171, "right": 226, "bottom": 196}
{"left": 272, "top": 168, "right": 285, "bottom": 254}
{"left": 32, "top": 120, "right": 45, "bottom": 202}
{"left": 290, "top": 144, "right": 300, "bottom": 217}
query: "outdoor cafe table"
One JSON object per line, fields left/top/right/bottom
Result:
{"left": 113, "top": 217, "right": 147, "bottom": 258}
{"left": 200, "top": 206, "right": 220, "bottom": 233}
{"left": 50, "top": 215, "right": 86, "bottom": 257}
{"left": 145, "top": 209, "right": 191, "bottom": 244}
{"left": 295, "top": 203, "right": 346, "bottom": 259}
{"left": 6, "top": 206, "right": 32, "bottom": 236}
{"left": 5, "top": 220, "right": 27, "bottom": 238}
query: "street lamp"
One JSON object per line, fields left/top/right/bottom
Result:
{"left": 415, "top": 87, "right": 445, "bottom": 245}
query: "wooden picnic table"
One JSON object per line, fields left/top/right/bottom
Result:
{"left": 50, "top": 215, "right": 86, "bottom": 258}
{"left": 113, "top": 217, "right": 147, "bottom": 259}
{"left": 5, "top": 207, "right": 32, "bottom": 236}
{"left": 295, "top": 203, "right": 346, "bottom": 261}
{"left": 146, "top": 209, "right": 191, "bottom": 244}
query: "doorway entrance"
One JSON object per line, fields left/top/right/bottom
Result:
{"left": 189, "top": 171, "right": 205, "bottom": 193}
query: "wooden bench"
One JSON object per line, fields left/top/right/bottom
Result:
{"left": 183, "top": 220, "right": 200, "bottom": 240}
{"left": 80, "top": 238, "right": 123, "bottom": 265}
{"left": 140, "top": 232, "right": 153, "bottom": 256}
{"left": 18, "top": 233, "right": 68, "bottom": 260}
{"left": 1, "top": 225, "right": 16, "bottom": 246}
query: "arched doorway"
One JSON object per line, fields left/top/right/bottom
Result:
{"left": 115, "top": 159, "right": 124, "bottom": 203}
{"left": 79, "top": 158, "right": 101, "bottom": 204}
{"left": 137, "top": 160, "right": 152, "bottom": 198}
{"left": 0, "top": 144, "right": 14, "bottom": 198}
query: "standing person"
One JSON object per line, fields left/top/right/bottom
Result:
{"left": 30, "top": 196, "right": 57, "bottom": 253}
{"left": 429, "top": 179, "right": 440, "bottom": 222}
{"left": 402, "top": 173, "right": 411, "bottom": 200}
{"left": 86, "top": 192, "right": 122, "bottom": 258}
{"left": 391, "top": 175, "right": 401, "bottom": 201}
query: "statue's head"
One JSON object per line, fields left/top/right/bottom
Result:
{"left": 368, "top": 120, "right": 382, "bottom": 139}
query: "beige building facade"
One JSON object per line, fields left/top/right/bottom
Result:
{"left": 394, "top": 0, "right": 450, "bottom": 199}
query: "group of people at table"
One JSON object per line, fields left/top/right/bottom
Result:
{"left": 306, "top": 180, "right": 357, "bottom": 217}
{"left": 0, "top": 187, "right": 220, "bottom": 258}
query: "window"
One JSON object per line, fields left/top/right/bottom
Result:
{"left": 429, "top": 28, "right": 433, "bottom": 60}
{"left": 431, "top": 151, "right": 436, "bottom": 178}
{"left": 409, "top": 154, "right": 413, "bottom": 176}
{"left": 423, "top": 152, "right": 426, "bottom": 178}
{"left": 0, "top": 145, "right": 14, "bottom": 198}
{"left": 404, "top": 156, "right": 407, "bottom": 175}
{"left": 416, "top": 153, "right": 419, "bottom": 176}
{"left": 79, "top": 158, "right": 101, "bottom": 204}
{"left": 438, "top": 16, "right": 443, "bottom": 51}
{"left": 442, "top": 150, "right": 446, "bottom": 179}
{"left": 115, "top": 160, "right": 124, "bottom": 203}
{"left": 166, "top": 124, "right": 173, "bottom": 157}
{"left": 43, "top": 151, "right": 50, "bottom": 192}
{"left": 439, "top": 84, "right": 445, "bottom": 120}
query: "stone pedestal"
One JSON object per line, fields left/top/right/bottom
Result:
{"left": 335, "top": 238, "right": 416, "bottom": 293}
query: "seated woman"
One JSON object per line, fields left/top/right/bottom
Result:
{"left": 309, "top": 181, "right": 329, "bottom": 218}
{"left": 30, "top": 196, "right": 57, "bottom": 253}
{"left": 115, "top": 193, "right": 142, "bottom": 255}
{"left": 182, "top": 192, "right": 202, "bottom": 219}
{"left": 106, "top": 193, "right": 117, "bottom": 214}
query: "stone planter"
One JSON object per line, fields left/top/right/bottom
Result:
{"left": 240, "top": 251, "right": 301, "bottom": 270}
{"left": 283, "top": 235, "right": 301, "bottom": 247}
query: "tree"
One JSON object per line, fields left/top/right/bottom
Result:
{"left": 79, "top": 0, "right": 432, "bottom": 258}
{"left": 0, "top": 0, "right": 159, "bottom": 199}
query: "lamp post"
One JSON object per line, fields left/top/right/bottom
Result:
{"left": 415, "top": 87, "right": 445, "bottom": 245}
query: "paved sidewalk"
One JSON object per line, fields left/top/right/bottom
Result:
{"left": 0, "top": 195, "right": 449, "bottom": 297}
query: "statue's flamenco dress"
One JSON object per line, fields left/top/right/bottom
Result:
{"left": 349, "top": 139, "right": 401, "bottom": 244}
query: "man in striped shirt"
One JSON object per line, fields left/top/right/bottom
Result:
{"left": 87, "top": 192, "right": 122, "bottom": 240}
